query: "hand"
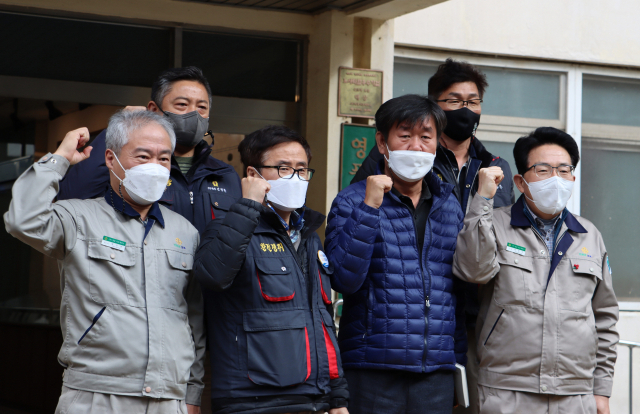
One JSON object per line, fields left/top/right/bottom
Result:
{"left": 123, "top": 105, "right": 147, "bottom": 112}
{"left": 53, "top": 127, "right": 92, "bottom": 165}
{"left": 242, "top": 176, "right": 271, "bottom": 204}
{"left": 477, "top": 166, "right": 504, "bottom": 199}
{"left": 595, "top": 395, "right": 609, "bottom": 414}
{"left": 364, "top": 174, "right": 393, "bottom": 209}
{"left": 329, "top": 408, "right": 349, "bottom": 414}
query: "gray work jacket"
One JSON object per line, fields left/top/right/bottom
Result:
{"left": 4, "top": 153, "right": 206, "bottom": 405}
{"left": 453, "top": 195, "right": 619, "bottom": 397}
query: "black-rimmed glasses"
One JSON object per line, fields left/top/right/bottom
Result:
{"left": 257, "top": 166, "right": 315, "bottom": 181}
{"left": 436, "top": 98, "right": 483, "bottom": 110}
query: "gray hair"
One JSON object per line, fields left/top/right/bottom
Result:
{"left": 105, "top": 110, "right": 176, "bottom": 155}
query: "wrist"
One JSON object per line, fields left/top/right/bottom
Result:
{"left": 477, "top": 188, "right": 494, "bottom": 199}
{"left": 363, "top": 196, "right": 382, "bottom": 209}
{"left": 53, "top": 149, "right": 72, "bottom": 164}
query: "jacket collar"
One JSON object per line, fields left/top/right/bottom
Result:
{"left": 436, "top": 137, "right": 496, "bottom": 168}
{"left": 510, "top": 195, "right": 586, "bottom": 233}
{"left": 170, "top": 140, "right": 236, "bottom": 181}
{"left": 104, "top": 187, "right": 165, "bottom": 228}
{"left": 255, "top": 205, "right": 326, "bottom": 238}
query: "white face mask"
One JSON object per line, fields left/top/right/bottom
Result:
{"left": 255, "top": 169, "right": 309, "bottom": 212}
{"left": 110, "top": 153, "right": 170, "bottom": 205}
{"left": 523, "top": 175, "right": 574, "bottom": 215}
{"left": 384, "top": 144, "right": 435, "bottom": 183}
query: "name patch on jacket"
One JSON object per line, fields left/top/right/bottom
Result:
{"left": 208, "top": 180, "right": 228, "bottom": 192}
{"left": 506, "top": 243, "right": 526, "bottom": 256}
{"left": 102, "top": 236, "right": 126, "bottom": 251}
{"left": 260, "top": 243, "right": 285, "bottom": 253}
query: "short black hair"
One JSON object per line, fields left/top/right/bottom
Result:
{"left": 513, "top": 127, "right": 580, "bottom": 175}
{"left": 375, "top": 94, "right": 446, "bottom": 141}
{"left": 428, "top": 58, "right": 488, "bottom": 100}
{"left": 151, "top": 66, "right": 212, "bottom": 109}
{"left": 239, "top": 125, "right": 312, "bottom": 173}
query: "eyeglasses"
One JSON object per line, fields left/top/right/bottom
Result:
{"left": 436, "top": 99, "right": 483, "bottom": 110}
{"left": 257, "top": 166, "right": 315, "bottom": 181}
{"left": 525, "top": 163, "right": 575, "bottom": 179}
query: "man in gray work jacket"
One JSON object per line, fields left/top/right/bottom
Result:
{"left": 453, "top": 127, "right": 618, "bottom": 414}
{"left": 4, "top": 110, "right": 205, "bottom": 414}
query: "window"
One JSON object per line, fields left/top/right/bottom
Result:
{"left": 480, "top": 67, "right": 561, "bottom": 120}
{"left": 183, "top": 31, "right": 300, "bottom": 102}
{"left": 581, "top": 75, "right": 640, "bottom": 302}
{"left": 583, "top": 76, "right": 640, "bottom": 127}
{"left": 0, "top": 12, "right": 172, "bottom": 87}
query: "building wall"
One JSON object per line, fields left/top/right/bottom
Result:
{"left": 394, "top": 0, "right": 640, "bottom": 68}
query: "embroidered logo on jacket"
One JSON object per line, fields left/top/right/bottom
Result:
{"left": 579, "top": 247, "right": 592, "bottom": 258}
{"left": 208, "top": 180, "right": 227, "bottom": 192}
{"left": 260, "top": 243, "right": 285, "bottom": 253}
{"left": 174, "top": 238, "right": 186, "bottom": 250}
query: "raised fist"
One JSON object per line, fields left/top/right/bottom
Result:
{"left": 53, "top": 127, "right": 92, "bottom": 165}
{"left": 477, "top": 166, "right": 505, "bottom": 199}
{"left": 364, "top": 174, "right": 393, "bottom": 209}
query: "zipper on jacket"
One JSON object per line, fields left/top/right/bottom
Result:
{"left": 421, "top": 219, "right": 433, "bottom": 372}
{"left": 465, "top": 172, "right": 479, "bottom": 214}
{"left": 189, "top": 191, "right": 194, "bottom": 205}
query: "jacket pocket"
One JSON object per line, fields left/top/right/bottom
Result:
{"left": 557, "top": 309, "right": 598, "bottom": 378}
{"left": 320, "top": 309, "right": 342, "bottom": 379}
{"left": 495, "top": 250, "right": 532, "bottom": 307}
{"left": 209, "top": 193, "right": 235, "bottom": 221}
{"left": 560, "top": 258, "right": 602, "bottom": 312}
{"left": 255, "top": 257, "right": 296, "bottom": 302}
{"left": 243, "top": 310, "right": 310, "bottom": 387}
{"left": 78, "top": 307, "right": 107, "bottom": 345}
{"left": 483, "top": 309, "right": 504, "bottom": 347}
{"left": 163, "top": 250, "right": 195, "bottom": 311}
{"left": 88, "top": 241, "right": 137, "bottom": 305}
{"left": 318, "top": 268, "right": 333, "bottom": 305}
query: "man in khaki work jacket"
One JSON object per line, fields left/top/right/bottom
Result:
{"left": 453, "top": 127, "right": 618, "bottom": 414}
{"left": 4, "top": 110, "right": 205, "bottom": 414}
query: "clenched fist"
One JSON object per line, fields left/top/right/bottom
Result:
{"left": 242, "top": 176, "right": 271, "bottom": 204}
{"left": 477, "top": 166, "right": 504, "bottom": 199}
{"left": 53, "top": 127, "right": 92, "bottom": 165}
{"left": 364, "top": 174, "right": 393, "bottom": 209}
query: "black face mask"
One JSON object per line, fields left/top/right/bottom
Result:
{"left": 443, "top": 107, "right": 481, "bottom": 142}
{"left": 163, "top": 110, "right": 210, "bottom": 148}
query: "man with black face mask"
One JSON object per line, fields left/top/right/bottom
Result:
{"left": 353, "top": 58, "right": 514, "bottom": 209}
{"left": 352, "top": 59, "right": 515, "bottom": 414}
{"left": 58, "top": 66, "right": 242, "bottom": 233}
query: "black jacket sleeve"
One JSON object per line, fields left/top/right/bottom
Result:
{"left": 58, "top": 129, "right": 110, "bottom": 200}
{"left": 493, "top": 158, "right": 515, "bottom": 208}
{"left": 194, "top": 198, "right": 262, "bottom": 291}
{"left": 350, "top": 145, "right": 383, "bottom": 185}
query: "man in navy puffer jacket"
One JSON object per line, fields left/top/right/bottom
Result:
{"left": 325, "top": 95, "right": 466, "bottom": 414}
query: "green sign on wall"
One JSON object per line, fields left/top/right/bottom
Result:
{"left": 340, "top": 123, "right": 377, "bottom": 190}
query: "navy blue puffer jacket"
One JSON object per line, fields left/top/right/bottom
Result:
{"left": 325, "top": 166, "right": 467, "bottom": 373}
